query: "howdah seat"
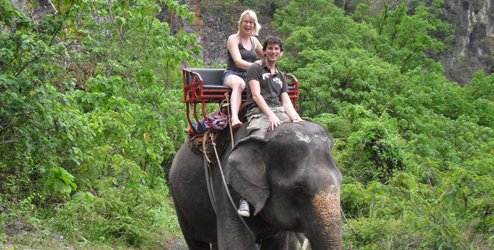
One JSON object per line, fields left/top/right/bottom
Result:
{"left": 183, "top": 68, "right": 299, "bottom": 139}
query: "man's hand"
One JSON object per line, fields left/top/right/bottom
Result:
{"left": 268, "top": 114, "right": 283, "bottom": 131}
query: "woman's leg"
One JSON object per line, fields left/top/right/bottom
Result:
{"left": 224, "top": 74, "right": 246, "bottom": 128}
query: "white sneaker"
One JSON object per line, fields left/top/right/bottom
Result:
{"left": 238, "top": 198, "right": 250, "bottom": 217}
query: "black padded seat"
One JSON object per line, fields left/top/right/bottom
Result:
{"left": 185, "top": 68, "right": 227, "bottom": 89}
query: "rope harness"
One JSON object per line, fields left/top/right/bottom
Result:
{"left": 200, "top": 94, "right": 256, "bottom": 241}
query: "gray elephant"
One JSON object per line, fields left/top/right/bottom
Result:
{"left": 169, "top": 122, "right": 342, "bottom": 249}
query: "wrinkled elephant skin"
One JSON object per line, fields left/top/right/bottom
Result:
{"left": 169, "top": 122, "right": 342, "bottom": 250}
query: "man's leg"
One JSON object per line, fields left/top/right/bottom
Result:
{"left": 246, "top": 108, "right": 270, "bottom": 137}
{"left": 274, "top": 107, "right": 292, "bottom": 123}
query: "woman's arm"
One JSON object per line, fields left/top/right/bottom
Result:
{"left": 253, "top": 37, "right": 264, "bottom": 60}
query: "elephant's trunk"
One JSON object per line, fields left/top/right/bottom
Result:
{"left": 304, "top": 184, "right": 342, "bottom": 250}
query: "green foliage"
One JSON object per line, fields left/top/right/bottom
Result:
{"left": 340, "top": 110, "right": 406, "bottom": 183}
{"left": 49, "top": 180, "right": 179, "bottom": 247}
{"left": 275, "top": 0, "right": 494, "bottom": 248}
{"left": 43, "top": 167, "right": 77, "bottom": 198}
{"left": 1, "top": 0, "right": 196, "bottom": 247}
{"left": 365, "top": 1, "right": 451, "bottom": 72}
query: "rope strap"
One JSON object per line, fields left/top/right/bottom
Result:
{"left": 201, "top": 95, "right": 255, "bottom": 241}
{"left": 209, "top": 133, "right": 256, "bottom": 241}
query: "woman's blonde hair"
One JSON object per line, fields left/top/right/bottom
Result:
{"left": 237, "top": 10, "right": 261, "bottom": 36}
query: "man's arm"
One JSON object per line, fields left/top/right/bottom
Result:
{"left": 249, "top": 79, "right": 284, "bottom": 131}
{"left": 281, "top": 93, "right": 303, "bottom": 122}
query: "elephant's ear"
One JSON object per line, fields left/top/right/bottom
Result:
{"left": 228, "top": 136, "right": 269, "bottom": 215}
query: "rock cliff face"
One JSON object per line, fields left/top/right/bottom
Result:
{"left": 11, "top": 0, "right": 52, "bottom": 21}
{"left": 164, "top": 0, "right": 278, "bottom": 66}
{"left": 169, "top": 0, "right": 493, "bottom": 85}
{"left": 165, "top": 0, "right": 232, "bottom": 65}
{"left": 439, "top": 0, "right": 494, "bottom": 85}
{"left": 10, "top": 0, "right": 493, "bottom": 85}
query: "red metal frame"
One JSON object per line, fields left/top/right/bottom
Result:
{"left": 183, "top": 68, "right": 299, "bottom": 139}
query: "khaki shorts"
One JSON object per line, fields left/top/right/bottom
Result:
{"left": 246, "top": 106, "right": 292, "bottom": 136}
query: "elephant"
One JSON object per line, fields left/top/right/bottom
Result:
{"left": 169, "top": 121, "right": 342, "bottom": 249}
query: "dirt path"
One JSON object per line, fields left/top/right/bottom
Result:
{"left": 164, "top": 238, "right": 188, "bottom": 250}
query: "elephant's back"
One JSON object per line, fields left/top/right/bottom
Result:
{"left": 169, "top": 142, "right": 210, "bottom": 204}
{"left": 169, "top": 142, "right": 203, "bottom": 187}
{"left": 169, "top": 142, "right": 217, "bottom": 243}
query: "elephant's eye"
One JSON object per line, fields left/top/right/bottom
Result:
{"left": 294, "top": 186, "right": 303, "bottom": 193}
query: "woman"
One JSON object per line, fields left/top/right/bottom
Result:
{"left": 223, "top": 10, "right": 264, "bottom": 128}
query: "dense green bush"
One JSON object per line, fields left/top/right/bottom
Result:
{"left": 275, "top": 0, "right": 494, "bottom": 248}
{"left": 1, "top": 0, "right": 200, "bottom": 247}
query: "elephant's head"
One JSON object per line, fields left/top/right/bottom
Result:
{"left": 228, "top": 122, "right": 343, "bottom": 249}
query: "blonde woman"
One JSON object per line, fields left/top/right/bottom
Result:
{"left": 223, "top": 10, "right": 264, "bottom": 129}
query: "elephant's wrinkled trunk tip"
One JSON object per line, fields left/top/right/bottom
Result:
{"left": 307, "top": 184, "right": 343, "bottom": 250}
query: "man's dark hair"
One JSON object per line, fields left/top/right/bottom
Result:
{"left": 262, "top": 36, "right": 284, "bottom": 52}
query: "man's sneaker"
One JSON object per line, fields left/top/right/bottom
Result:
{"left": 238, "top": 198, "right": 250, "bottom": 217}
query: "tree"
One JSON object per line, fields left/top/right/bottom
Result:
{"left": 272, "top": 0, "right": 494, "bottom": 247}
{"left": 1, "top": 0, "right": 201, "bottom": 246}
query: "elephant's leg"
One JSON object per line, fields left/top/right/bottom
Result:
{"left": 297, "top": 233, "right": 311, "bottom": 250}
{"left": 175, "top": 204, "right": 211, "bottom": 250}
{"left": 216, "top": 191, "right": 257, "bottom": 249}
{"left": 286, "top": 232, "right": 301, "bottom": 250}
{"left": 216, "top": 215, "right": 258, "bottom": 249}
{"left": 259, "top": 230, "right": 292, "bottom": 250}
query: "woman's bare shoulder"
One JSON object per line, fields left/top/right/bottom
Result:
{"left": 227, "top": 34, "right": 239, "bottom": 41}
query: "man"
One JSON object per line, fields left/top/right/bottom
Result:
{"left": 244, "top": 36, "right": 303, "bottom": 137}
{"left": 237, "top": 36, "right": 304, "bottom": 217}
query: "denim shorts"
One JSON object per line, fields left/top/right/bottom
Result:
{"left": 222, "top": 70, "right": 247, "bottom": 85}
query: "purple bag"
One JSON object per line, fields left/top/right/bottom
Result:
{"left": 204, "top": 112, "right": 228, "bottom": 132}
